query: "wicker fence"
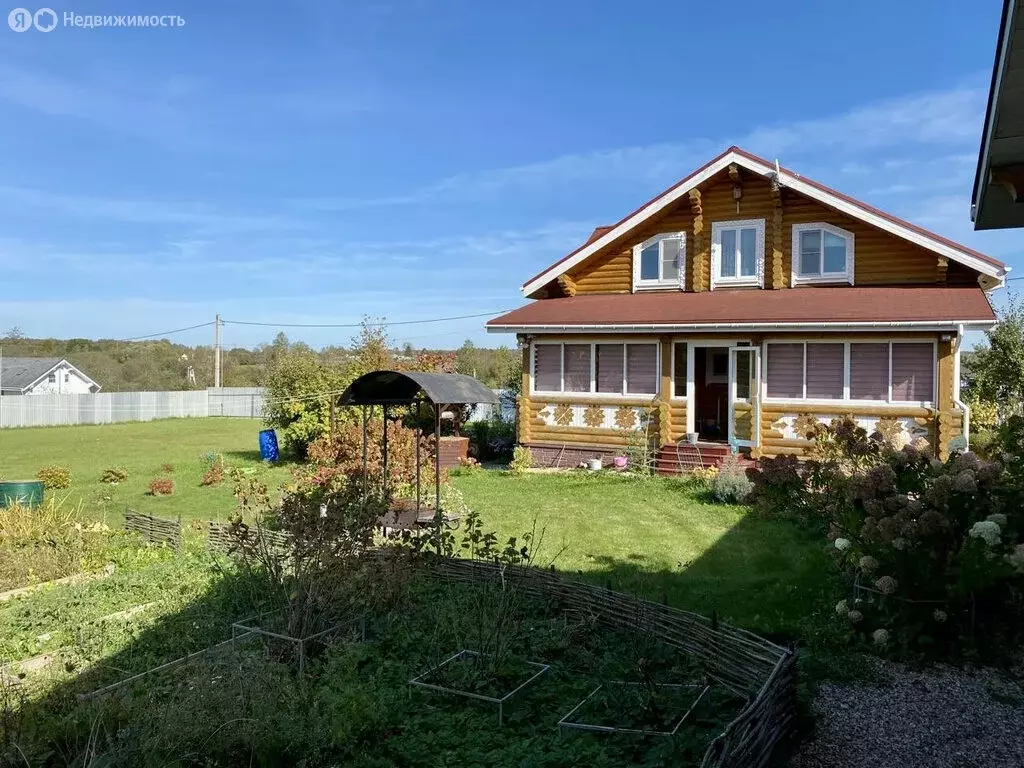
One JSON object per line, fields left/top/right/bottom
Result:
{"left": 124, "top": 510, "right": 182, "bottom": 549}
{"left": 423, "top": 557, "right": 796, "bottom": 768}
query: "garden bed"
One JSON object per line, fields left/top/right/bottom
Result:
{"left": 409, "top": 649, "right": 550, "bottom": 725}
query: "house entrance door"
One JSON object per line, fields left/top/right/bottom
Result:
{"left": 728, "top": 347, "right": 760, "bottom": 449}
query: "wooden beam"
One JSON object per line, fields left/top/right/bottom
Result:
{"left": 557, "top": 273, "right": 577, "bottom": 297}
{"left": 770, "top": 181, "right": 785, "bottom": 289}
{"left": 990, "top": 163, "right": 1024, "bottom": 203}
{"left": 688, "top": 188, "right": 707, "bottom": 292}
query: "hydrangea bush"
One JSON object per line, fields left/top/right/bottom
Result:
{"left": 750, "top": 416, "right": 1024, "bottom": 657}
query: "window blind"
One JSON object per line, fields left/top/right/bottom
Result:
{"left": 850, "top": 343, "right": 888, "bottom": 400}
{"left": 806, "top": 344, "right": 844, "bottom": 399}
{"left": 891, "top": 343, "right": 934, "bottom": 402}
{"left": 766, "top": 344, "right": 804, "bottom": 398}
{"left": 533, "top": 345, "right": 561, "bottom": 392}
{"left": 625, "top": 344, "right": 658, "bottom": 394}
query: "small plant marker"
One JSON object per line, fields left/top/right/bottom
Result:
{"left": 409, "top": 649, "right": 550, "bottom": 726}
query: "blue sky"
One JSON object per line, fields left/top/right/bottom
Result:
{"left": 0, "top": 0, "right": 1018, "bottom": 350}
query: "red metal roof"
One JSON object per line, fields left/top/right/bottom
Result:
{"left": 488, "top": 286, "right": 996, "bottom": 328}
{"left": 521, "top": 147, "right": 1007, "bottom": 292}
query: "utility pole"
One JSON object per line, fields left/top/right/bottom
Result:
{"left": 213, "top": 314, "right": 222, "bottom": 389}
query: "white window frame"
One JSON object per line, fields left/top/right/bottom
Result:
{"left": 530, "top": 340, "right": 661, "bottom": 399}
{"left": 791, "top": 223, "right": 855, "bottom": 285}
{"left": 710, "top": 219, "right": 765, "bottom": 289}
{"left": 632, "top": 232, "right": 687, "bottom": 291}
{"left": 761, "top": 339, "right": 937, "bottom": 407}
{"left": 670, "top": 341, "right": 688, "bottom": 400}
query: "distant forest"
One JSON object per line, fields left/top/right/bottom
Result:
{"left": 0, "top": 328, "right": 518, "bottom": 393}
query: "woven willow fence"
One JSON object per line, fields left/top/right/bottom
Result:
{"left": 422, "top": 557, "right": 796, "bottom": 768}
{"left": 206, "top": 521, "right": 291, "bottom": 555}
{"left": 124, "top": 510, "right": 181, "bottom": 549}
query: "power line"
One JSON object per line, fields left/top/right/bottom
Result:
{"left": 116, "top": 321, "right": 216, "bottom": 342}
{"left": 223, "top": 309, "right": 514, "bottom": 329}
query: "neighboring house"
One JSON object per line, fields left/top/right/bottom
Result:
{"left": 0, "top": 358, "right": 101, "bottom": 395}
{"left": 487, "top": 147, "right": 1009, "bottom": 467}
{"left": 972, "top": 0, "right": 1024, "bottom": 230}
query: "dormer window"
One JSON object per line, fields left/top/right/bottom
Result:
{"left": 792, "top": 223, "right": 854, "bottom": 285}
{"left": 632, "top": 232, "right": 685, "bottom": 291}
{"left": 711, "top": 219, "right": 764, "bottom": 289}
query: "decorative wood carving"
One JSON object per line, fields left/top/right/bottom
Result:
{"left": 688, "top": 189, "right": 707, "bottom": 292}
{"left": 770, "top": 182, "right": 785, "bottom": 289}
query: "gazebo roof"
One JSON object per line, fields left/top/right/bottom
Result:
{"left": 339, "top": 370, "right": 499, "bottom": 406}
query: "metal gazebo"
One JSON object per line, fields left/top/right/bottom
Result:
{"left": 338, "top": 370, "right": 499, "bottom": 527}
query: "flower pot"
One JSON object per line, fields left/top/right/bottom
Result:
{"left": 685, "top": 432, "right": 699, "bottom": 445}
{"left": 587, "top": 458, "right": 603, "bottom": 471}
{"left": 613, "top": 456, "right": 627, "bottom": 469}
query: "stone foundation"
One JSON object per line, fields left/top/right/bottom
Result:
{"left": 524, "top": 442, "right": 620, "bottom": 469}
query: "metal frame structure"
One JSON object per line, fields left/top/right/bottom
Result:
{"left": 340, "top": 371, "right": 499, "bottom": 529}
{"left": 558, "top": 681, "right": 711, "bottom": 737}
{"left": 408, "top": 649, "right": 550, "bottom": 726}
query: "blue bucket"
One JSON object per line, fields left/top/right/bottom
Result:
{"left": 258, "top": 429, "right": 279, "bottom": 462}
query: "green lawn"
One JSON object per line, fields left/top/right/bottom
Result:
{"left": 1, "top": 419, "right": 841, "bottom": 652}
{"left": 0, "top": 419, "right": 293, "bottom": 523}
{"left": 454, "top": 471, "right": 839, "bottom": 646}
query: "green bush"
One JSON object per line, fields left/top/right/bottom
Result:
{"left": 749, "top": 416, "right": 1024, "bottom": 657}
{"left": 36, "top": 464, "right": 71, "bottom": 489}
{"left": 508, "top": 445, "right": 534, "bottom": 475}
{"left": 100, "top": 466, "right": 129, "bottom": 484}
{"left": 464, "top": 418, "right": 515, "bottom": 462}
{"left": 711, "top": 454, "right": 752, "bottom": 504}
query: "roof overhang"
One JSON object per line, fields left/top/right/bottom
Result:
{"left": 488, "top": 320, "right": 996, "bottom": 335}
{"left": 523, "top": 148, "right": 1009, "bottom": 297}
{"left": 973, "top": 0, "right": 1024, "bottom": 230}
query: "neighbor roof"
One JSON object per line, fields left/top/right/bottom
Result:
{"left": 487, "top": 286, "right": 996, "bottom": 333}
{"left": 0, "top": 357, "right": 64, "bottom": 392}
{"left": 523, "top": 147, "right": 1009, "bottom": 297}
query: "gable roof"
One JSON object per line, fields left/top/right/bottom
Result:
{"left": 522, "top": 147, "right": 1009, "bottom": 297}
{"left": 488, "top": 285, "right": 996, "bottom": 332}
{"left": 0, "top": 357, "right": 99, "bottom": 393}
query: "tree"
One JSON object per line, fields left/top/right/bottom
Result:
{"left": 263, "top": 347, "right": 348, "bottom": 457}
{"left": 2, "top": 326, "right": 25, "bottom": 340}
{"left": 964, "top": 297, "right": 1024, "bottom": 418}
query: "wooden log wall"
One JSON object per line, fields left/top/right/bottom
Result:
{"left": 550, "top": 168, "right": 971, "bottom": 294}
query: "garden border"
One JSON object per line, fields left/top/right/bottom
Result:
{"left": 409, "top": 555, "right": 796, "bottom": 768}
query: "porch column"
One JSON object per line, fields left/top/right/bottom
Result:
{"left": 658, "top": 336, "right": 672, "bottom": 446}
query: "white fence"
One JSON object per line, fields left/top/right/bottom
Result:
{"left": 0, "top": 387, "right": 266, "bottom": 429}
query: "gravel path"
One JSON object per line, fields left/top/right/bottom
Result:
{"left": 791, "top": 658, "right": 1024, "bottom": 768}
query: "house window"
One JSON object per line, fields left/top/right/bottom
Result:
{"left": 849, "top": 343, "right": 888, "bottom": 401}
{"left": 806, "top": 344, "right": 844, "bottom": 399}
{"left": 532, "top": 342, "right": 659, "bottom": 396}
{"left": 596, "top": 344, "right": 624, "bottom": 393}
{"left": 890, "top": 343, "right": 934, "bottom": 402}
{"left": 563, "top": 344, "right": 591, "bottom": 392}
{"left": 765, "top": 341, "right": 935, "bottom": 404}
{"left": 64, "top": 373, "right": 70, "bottom": 383}
{"left": 633, "top": 233, "right": 686, "bottom": 290}
{"left": 47, "top": 373, "right": 56, "bottom": 384}
{"left": 711, "top": 219, "right": 764, "bottom": 288}
{"left": 672, "top": 342, "right": 687, "bottom": 398}
{"left": 791, "top": 223, "right": 854, "bottom": 285}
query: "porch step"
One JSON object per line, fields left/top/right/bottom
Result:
{"left": 654, "top": 443, "right": 755, "bottom": 475}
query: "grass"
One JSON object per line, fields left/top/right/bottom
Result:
{"left": 0, "top": 419, "right": 293, "bottom": 523}
{"left": 453, "top": 471, "right": 839, "bottom": 645}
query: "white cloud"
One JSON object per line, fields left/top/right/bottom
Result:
{"left": 293, "top": 84, "right": 987, "bottom": 211}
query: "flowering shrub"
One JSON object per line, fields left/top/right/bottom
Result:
{"left": 306, "top": 417, "right": 447, "bottom": 495}
{"left": 36, "top": 465, "right": 71, "bottom": 490}
{"left": 750, "top": 417, "right": 1024, "bottom": 656}
{"left": 508, "top": 446, "right": 534, "bottom": 475}
{"left": 147, "top": 477, "right": 175, "bottom": 496}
